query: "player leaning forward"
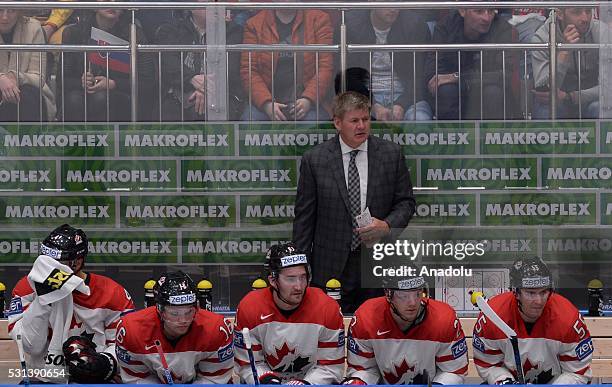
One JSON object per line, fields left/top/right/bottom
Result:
{"left": 344, "top": 265, "right": 468, "bottom": 385}
{"left": 8, "top": 224, "right": 134, "bottom": 383}
{"left": 473, "top": 257, "right": 593, "bottom": 384}
{"left": 234, "top": 243, "right": 345, "bottom": 384}
{"left": 115, "top": 271, "right": 234, "bottom": 383}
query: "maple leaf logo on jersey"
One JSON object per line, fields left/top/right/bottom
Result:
{"left": 266, "top": 343, "right": 295, "bottom": 368}
{"left": 519, "top": 358, "right": 540, "bottom": 383}
{"left": 383, "top": 359, "right": 415, "bottom": 384}
{"left": 283, "top": 355, "right": 310, "bottom": 374}
{"left": 266, "top": 343, "right": 311, "bottom": 374}
{"left": 517, "top": 359, "right": 554, "bottom": 385}
{"left": 523, "top": 358, "right": 538, "bottom": 374}
{"left": 512, "top": 358, "right": 551, "bottom": 384}
{"left": 533, "top": 368, "right": 554, "bottom": 384}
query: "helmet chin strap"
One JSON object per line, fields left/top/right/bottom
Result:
{"left": 513, "top": 287, "right": 552, "bottom": 318}
{"left": 63, "top": 257, "right": 84, "bottom": 275}
{"left": 388, "top": 297, "right": 426, "bottom": 323}
{"left": 385, "top": 288, "right": 429, "bottom": 323}
{"left": 156, "top": 304, "right": 195, "bottom": 339}
{"left": 271, "top": 280, "right": 305, "bottom": 309}
{"left": 513, "top": 289, "right": 526, "bottom": 315}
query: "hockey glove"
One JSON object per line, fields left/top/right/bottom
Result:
{"left": 259, "top": 371, "right": 283, "bottom": 384}
{"left": 341, "top": 377, "right": 367, "bottom": 385}
{"left": 63, "top": 334, "right": 97, "bottom": 353}
{"left": 63, "top": 335, "right": 117, "bottom": 383}
{"left": 496, "top": 377, "right": 519, "bottom": 385}
{"left": 287, "top": 379, "right": 311, "bottom": 385}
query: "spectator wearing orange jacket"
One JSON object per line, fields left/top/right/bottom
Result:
{"left": 240, "top": 8, "right": 334, "bottom": 121}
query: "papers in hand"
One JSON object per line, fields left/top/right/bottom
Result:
{"left": 355, "top": 207, "right": 373, "bottom": 228}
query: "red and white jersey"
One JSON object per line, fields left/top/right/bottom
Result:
{"left": 115, "top": 306, "right": 234, "bottom": 384}
{"left": 7, "top": 273, "right": 134, "bottom": 381}
{"left": 234, "top": 287, "right": 345, "bottom": 384}
{"left": 346, "top": 297, "right": 468, "bottom": 385}
{"left": 473, "top": 291, "right": 593, "bottom": 384}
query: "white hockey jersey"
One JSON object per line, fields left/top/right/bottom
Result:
{"left": 7, "top": 273, "right": 134, "bottom": 383}
{"left": 115, "top": 306, "right": 234, "bottom": 384}
{"left": 473, "top": 291, "right": 593, "bottom": 384}
{"left": 346, "top": 297, "right": 468, "bottom": 385}
{"left": 234, "top": 287, "right": 345, "bottom": 384}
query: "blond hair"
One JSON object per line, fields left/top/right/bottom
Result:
{"left": 332, "top": 91, "right": 371, "bottom": 119}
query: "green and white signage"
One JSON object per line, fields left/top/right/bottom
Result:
{"left": 181, "top": 159, "right": 298, "bottom": 191}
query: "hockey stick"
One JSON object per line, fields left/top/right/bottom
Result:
{"left": 423, "top": 368, "right": 431, "bottom": 387}
{"left": 470, "top": 292, "right": 525, "bottom": 384}
{"left": 242, "top": 327, "right": 260, "bottom": 385}
{"left": 15, "top": 334, "right": 30, "bottom": 386}
{"left": 153, "top": 340, "right": 174, "bottom": 385}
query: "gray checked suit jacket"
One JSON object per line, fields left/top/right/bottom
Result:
{"left": 292, "top": 134, "right": 416, "bottom": 287}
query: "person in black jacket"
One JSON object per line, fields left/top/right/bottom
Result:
{"left": 424, "top": 8, "right": 519, "bottom": 120}
{"left": 58, "top": 6, "right": 155, "bottom": 121}
{"left": 346, "top": 8, "right": 432, "bottom": 121}
{"left": 155, "top": 5, "right": 244, "bottom": 121}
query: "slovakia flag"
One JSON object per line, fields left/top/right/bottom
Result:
{"left": 89, "top": 27, "right": 130, "bottom": 74}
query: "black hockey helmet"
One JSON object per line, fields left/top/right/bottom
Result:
{"left": 154, "top": 271, "right": 198, "bottom": 308}
{"left": 383, "top": 262, "right": 427, "bottom": 298}
{"left": 383, "top": 262, "right": 428, "bottom": 323}
{"left": 40, "top": 224, "right": 88, "bottom": 261}
{"left": 509, "top": 257, "right": 553, "bottom": 291}
{"left": 264, "top": 243, "right": 311, "bottom": 281}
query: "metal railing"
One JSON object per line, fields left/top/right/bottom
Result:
{"left": 0, "top": 1, "right": 606, "bottom": 122}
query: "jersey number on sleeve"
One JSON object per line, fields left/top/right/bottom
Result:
{"left": 573, "top": 314, "right": 587, "bottom": 339}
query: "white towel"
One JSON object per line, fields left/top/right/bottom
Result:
{"left": 27, "top": 255, "right": 90, "bottom": 305}
{"left": 26, "top": 255, "right": 90, "bottom": 382}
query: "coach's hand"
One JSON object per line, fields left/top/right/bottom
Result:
{"left": 356, "top": 217, "right": 390, "bottom": 247}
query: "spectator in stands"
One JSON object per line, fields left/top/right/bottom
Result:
{"left": 0, "top": 8, "right": 56, "bottom": 121}
{"left": 531, "top": 6, "right": 603, "bottom": 119}
{"left": 156, "top": 2, "right": 244, "bottom": 121}
{"left": 425, "top": 7, "right": 519, "bottom": 120}
{"left": 134, "top": 0, "right": 173, "bottom": 43}
{"left": 334, "top": 67, "right": 371, "bottom": 99}
{"left": 58, "top": 3, "right": 155, "bottom": 121}
{"left": 346, "top": 6, "right": 432, "bottom": 121}
{"left": 240, "top": 6, "right": 334, "bottom": 121}
{"left": 509, "top": 7, "right": 547, "bottom": 44}
{"left": 41, "top": 0, "right": 78, "bottom": 44}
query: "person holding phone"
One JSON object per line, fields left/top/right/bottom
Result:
{"left": 239, "top": 4, "right": 334, "bottom": 121}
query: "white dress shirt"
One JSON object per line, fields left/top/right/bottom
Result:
{"left": 339, "top": 136, "right": 368, "bottom": 214}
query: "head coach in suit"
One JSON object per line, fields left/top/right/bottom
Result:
{"left": 292, "top": 91, "right": 416, "bottom": 312}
